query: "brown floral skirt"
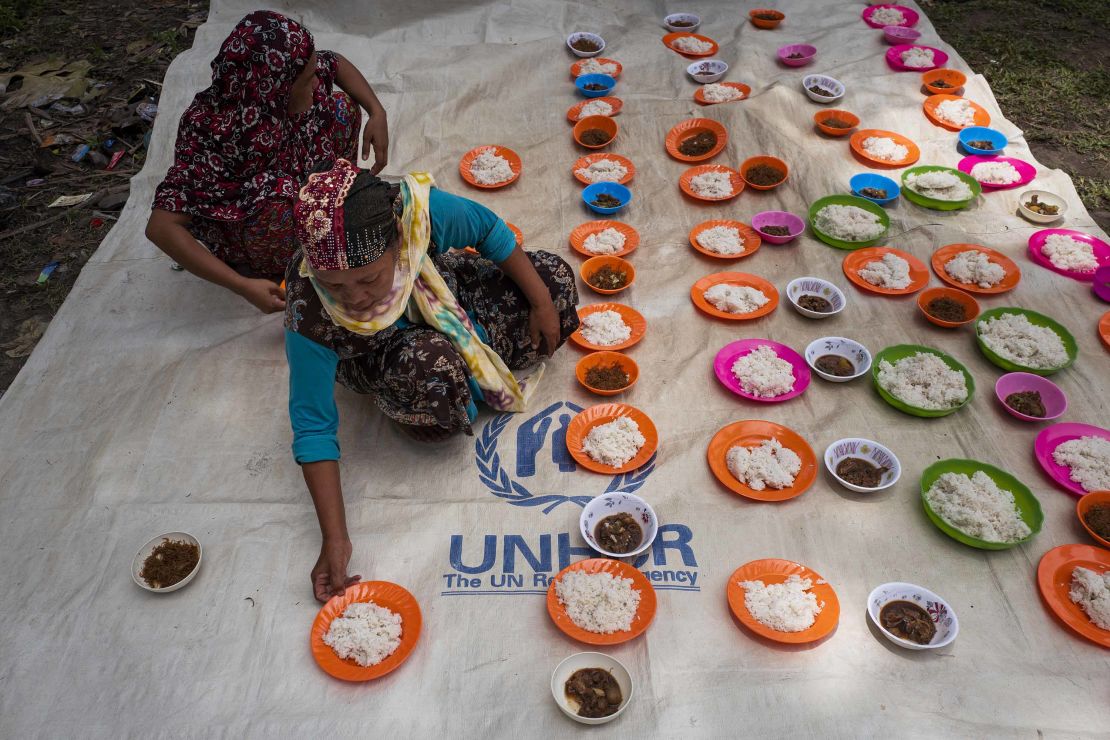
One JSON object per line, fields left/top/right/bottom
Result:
{"left": 335, "top": 250, "right": 580, "bottom": 434}
{"left": 187, "top": 92, "right": 361, "bottom": 279}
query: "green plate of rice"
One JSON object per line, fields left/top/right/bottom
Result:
{"left": 808, "top": 194, "right": 890, "bottom": 250}
{"left": 920, "top": 458, "right": 1043, "bottom": 550}
{"left": 871, "top": 344, "right": 975, "bottom": 418}
{"left": 901, "top": 166, "right": 981, "bottom": 211}
{"left": 975, "top": 307, "right": 1077, "bottom": 376}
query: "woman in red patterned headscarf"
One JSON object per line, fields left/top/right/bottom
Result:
{"left": 145, "top": 10, "right": 389, "bottom": 314}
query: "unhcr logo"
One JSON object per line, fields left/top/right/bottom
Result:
{"left": 474, "top": 401, "right": 657, "bottom": 514}
{"left": 441, "top": 524, "right": 700, "bottom": 596}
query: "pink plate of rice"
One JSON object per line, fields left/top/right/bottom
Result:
{"left": 713, "top": 339, "right": 811, "bottom": 403}
{"left": 862, "top": 4, "right": 920, "bottom": 28}
{"left": 1034, "top": 422, "right": 1110, "bottom": 497}
{"left": 957, "top": 155, "right": 1036, "bottom": 190}
{"left": 1027, "top": 229, "right": 1110, "bottom": 282}
{"left": 885, "top": 44, "right": 948, "bottom": 72}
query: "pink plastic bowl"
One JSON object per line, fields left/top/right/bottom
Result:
{"left": 777, "top": 44, "right": 817, "bottom": 67}
{"left": 752, "top": 210, "right": 805, "bottom": 245}
{"left": 714, "top": 339, "right": 811, "bottom": 403}
{"left": 883, "top": 25, "right": 921, "bottom": 44}
{"left": 995, "top": 372, "right": 1067, "bottom": 422}
{"left": 1092, "top": 265, "right": 1110, "bottom": 301}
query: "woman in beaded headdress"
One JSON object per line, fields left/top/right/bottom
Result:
{"left": 145, "top": 10, "right": 389, "bottom": 313}
{"left": 285, "top": 159, "right": 579, "bottom": 602}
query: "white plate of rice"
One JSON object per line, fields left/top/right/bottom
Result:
{"left": 873, "top": 346, "right": 973, "bottom": 417}
{"left": 728, "top": 559, "right": 839, "bottom": 643}
{"left": 548, "top": 559, "right": 656, "bottom": 644}
{"left": 714, "top": 340, "right": 811, "bottom": 403}
{"left": 310, "top": 582, "right": 421, "bottom": 681}
{"left": 459, "top": 145, "right": 520, "bottom": 188}
{"left": 975, "top": 308, "right": 1074, "bottom": 374}
{"left": 567, "top": 403, "right": 658, "bottom": 474}
{"left": 920, "top": 461, "right": 1042, "bottom": 549}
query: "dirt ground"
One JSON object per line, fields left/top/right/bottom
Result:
{"left": 926, "top": 0, "right": 1110, "bottom": 227}
{"left": 0, "top": 0, "right": 1106, "bottom": 395}
{"left": 0, "top": 0, "right": 205, "bottom": 394}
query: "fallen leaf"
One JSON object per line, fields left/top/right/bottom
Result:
{"left": 1, "top": 317, "right": 49, "bottom": 358}
{"left": 0, "top": 59, "right": 93, "bottom": 110}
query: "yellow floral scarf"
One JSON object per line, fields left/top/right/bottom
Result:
{"left": 299, "top": 171, "right": 539, "bottom": 412}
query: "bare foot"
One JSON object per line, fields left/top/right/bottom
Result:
{"left": 398, "top": 423, "right": 455, "bottom": 443}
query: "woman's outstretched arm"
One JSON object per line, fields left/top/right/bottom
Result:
{"left": 334, "top": 54, "right": 389, "bottom": 175}
{"left": 145, "top": 208, "right": 286, "bottom": 313}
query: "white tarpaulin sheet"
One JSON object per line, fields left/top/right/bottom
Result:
{"left": 1, "top": 1, "right": 1108, "bottom": 737}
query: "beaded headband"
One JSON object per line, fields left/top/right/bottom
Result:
{"left": 295, "top": 159, "right": 395, "bottom": 271}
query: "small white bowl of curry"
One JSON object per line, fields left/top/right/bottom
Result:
{"left": 580, "top": 492, "right": 657, "bottom": 559}
{"left": 867, "top": 582, "right": 959, "bottom": 650}
{"left": 551, "top": 652, "right": 634, "bottom": 724}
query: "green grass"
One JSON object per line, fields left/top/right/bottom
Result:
{"left": 0, "top": 0, "right": 41, "bottom": 35}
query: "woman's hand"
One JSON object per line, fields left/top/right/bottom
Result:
{"left": 235, "top": 277, "right": 287, "bottom": 314}
{"left": 333, "top": 54, "right": 389, "bottom": 175}
{"left": 311, "top": 538, "right": 360, "bottom": 603}
{"left": 529, "top": 297, "right": 561, "bottom": 357}
{"left": 361, "top": 114, "right": 388, "bottom": 175}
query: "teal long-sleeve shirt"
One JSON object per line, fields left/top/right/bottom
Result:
{"left": 286, "top": 187, "right": 514, "bottom": 464}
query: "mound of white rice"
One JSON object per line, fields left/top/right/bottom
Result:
{"left": 814, "top": 204, "right": 884, "bottom": 242}
{"left": 582, "top": 416, "right": 645, "bottom": 468}
{"left": 726, "top": 438, "right": 802, "bottom": 490}
{"left": 555, "top": 570, "right": 641, "bottom": 633}
{"left": 580, "top": 309, "right": 631, "bottom": 346}
{"left": 924, "top": 470, "right": 1032, "bottom": 544}
{"left": 858, "top": 252, "right": 912, "bottom": 290}
{"left": 323, "top": 601, "right": 403, "bottom": 667}
{"left": 702, "top": 83, "right": 744, "bottom": 103}
{"left": 901, "top": 47, "right": 936, "bottom": 68}
{"left": 576, "top": 58, "right": 617, "bottom": 76}
{"left": 944, "top": 250, "right": 1005, "bottom": 288}
{"left": 862, "top": 136, "right": 909, "bottom": 162}
{"left": 1052, "top": 436, "right": 1110, "bottom": 492}
{"left": 578, "top": 99, "right": 614, "bottom": 119}
{"left": 877, "top": 352, "right": 968, "bottom": 410}
{"left": 871, "top": 6, "right": 907, "bottom": 25}
{"left": 704, "top": 284, "right": 769, "bottom": 314}
{"left": 576, "top": 159, "right": 628, "bottom": 184}
{"left": 1042, "top": 234, "right": 1099, "bottom": 273}
{"left": 697, "top": 225, "right": 744, "bottom": 255}
{"left": 468, "top": 148, "right": 514, "bottom": 185}
{"left": 673, "top": 35, "right": 713, "bottom": 54}
{"left": 904, "top": 170, "right": 974, "bottom": 201}
{"left": 740, "top": 575, "right": 823, "bottom": 632}
{"left": 970, "top": 160, "right": 1021, "bottom": 185}
{"left": 1069, "top": 566, "right": 1110, "bottom": 630}
{"left": 935, "top": 98, "right": 977, "bottom": 127}
{"left": 583, "top": 226, "right": 627, "bottom": 254}
{"left": 690, "top": 171, "right": 734, "bottom": 198}
{"left": 731, "top": 345, "right": 796, "bottom": 398}
{"left": 978, "top": 312, "right": 1069, "bottom": 369}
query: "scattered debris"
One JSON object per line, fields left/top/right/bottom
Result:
{"left": 37, "top": 261, "right": 60, "bottom": 283}
{"left": 47, "top": 193, "right": 93, "bottom": 208}
{"left": 136, "top": 101, "right": 158, "bottom": 122}
{"left": 0, "top": 58, "right": 94, "bottom": 110}
{"left": 1, "top": 318, "right": 49, "bottom": 359}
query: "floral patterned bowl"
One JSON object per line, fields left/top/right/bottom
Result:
{"left": 823, "top": 437, "right": 901, "bottom": 493}
{"left": 804, "top": 336, "right": 871, "bottom": 383}
{"left": 786, "top": 277, "right": 846, "bottom": 318}
{"left": 580, "top": 492, "right": 658, "bottom": 558}
{"left": 867, "top": 582, "right": 959, "bottom": 650}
